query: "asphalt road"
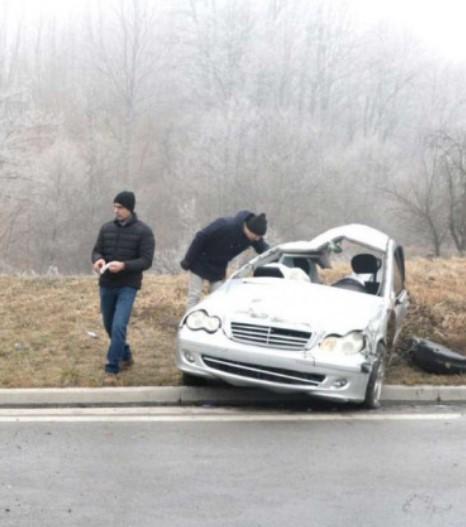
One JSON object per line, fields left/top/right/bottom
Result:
{"left": 0, "top": 405, "right": 465, "bottom": 527}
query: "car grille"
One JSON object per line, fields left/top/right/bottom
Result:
{"left": 230, "top": 322, "right": 311, "bottom": 350}
{"left": 202, "top": 356, "right": 325, "bottom": 386}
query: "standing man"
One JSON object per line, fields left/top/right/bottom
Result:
{"left": 180, "top": 210, "right": 269, "bottom": 310}
{"left": 92, "top": 191, "right": 155, "bottom": 385}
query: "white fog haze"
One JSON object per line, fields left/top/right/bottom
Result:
{"left": 353, "top": 0, "right": 466, "bottom": 61}
{"left": 1, "top": 0, "right": 465, "bottom": 273}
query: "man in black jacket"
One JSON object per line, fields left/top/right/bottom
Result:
{"left": 180, "top": 210, "right": 269, "bottom": 309}
{"left": 92, "top": 191, "right": 155, "bottom": 384}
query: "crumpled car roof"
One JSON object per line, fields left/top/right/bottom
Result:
{"left": 278, "top": 223, "right": 390, "bottom": 253}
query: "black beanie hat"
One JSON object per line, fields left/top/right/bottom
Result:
{"left": 246, "top": 213, "right": 267, "bottom": 236}
{"left": 114, "top": 191, "right": 135, "bottom": 212}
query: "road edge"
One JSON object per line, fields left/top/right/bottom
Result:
{"left": 0, "top": 384, "right": 465, "bottom": 407}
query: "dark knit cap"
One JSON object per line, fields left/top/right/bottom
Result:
{"left": 246, "top": 213, "right": 267, "bottom": 236}
{"left": 114, "top": 191, "right": 135, "bottom": 212}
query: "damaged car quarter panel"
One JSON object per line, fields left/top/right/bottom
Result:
{"left": 176, "top": 224, "right": 409, "bottom": 408}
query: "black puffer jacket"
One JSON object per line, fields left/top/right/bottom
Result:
{"left": 92, "top": 214, "right": 155, "bottom": 289}
{"left": 182, "top": 210, "right": 269, "bottom": 282}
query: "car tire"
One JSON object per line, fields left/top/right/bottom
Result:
{"left": 363, "top": 344, "right": 386, "bottom": 409}
{"left": 181, "top": 372, "right": 208, "bottom": 386}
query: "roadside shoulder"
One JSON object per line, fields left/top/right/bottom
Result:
{"left": 0, "top": 384, "right": 466, "bottom": 407}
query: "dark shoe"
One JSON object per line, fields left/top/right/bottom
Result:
{"left": 103, "top": 373, "right": 119, "bottom": 386}
{"left": 121, "top": 357, "right": 134, "bottom": 370}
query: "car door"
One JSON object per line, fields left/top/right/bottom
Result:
{"left": 392, "top": 245, "right": 409, "bottom": 343}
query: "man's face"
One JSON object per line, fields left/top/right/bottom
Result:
{"left": 114, "top": 203, "right": 131, "bottom": 221}
{"left": 243, "top": 224, "right": 262, "bottom": 242}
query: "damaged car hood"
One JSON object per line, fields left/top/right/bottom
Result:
{"left": 200, "top": 278, "right": 385, "bottom": 335}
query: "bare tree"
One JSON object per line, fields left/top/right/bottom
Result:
{"left": 433, "top": 130, "right": 466, "bottom": 254}
{"left": 2, "top": 0, "right": 466, "bottom": 273}
{"left": 383, "top": 139, "right": 448, "bottom": 256}
{"left": 85, "top": 0, "right": 160, "bottom": 184}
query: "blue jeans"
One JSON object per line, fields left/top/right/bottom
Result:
{"left": 100, "top": 287, "right": 138, "bottom": 374}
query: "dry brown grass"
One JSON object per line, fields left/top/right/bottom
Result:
{"left": 0, "top": 275, "right": 187, "bottom": 388}
{"left": 387, "top": 257, "right": 466, "bottom": 385}
{"left": 0, "top": 258, "right": 464, "bottom": 388}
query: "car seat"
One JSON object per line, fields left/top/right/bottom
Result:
{"left": 351, "top": 253, "right": 381, "bottom": 295}
{"left": 253, "top": 264, "right": 286, "bottom": 278}
{"left": 292, "top": 257, "right": 310, "bottom": 274}
{"left": 292, "top": 257, "right": 321, "bottom": 283}
{"left": 253, "top": 263, "right": 310, "bottom": 282}
{"left": 331, "top": 275, "right": 367, "bottom": 293}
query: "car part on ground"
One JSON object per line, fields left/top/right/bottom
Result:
{"left": 410, "top": 338, "right": 466, "bottom": 375}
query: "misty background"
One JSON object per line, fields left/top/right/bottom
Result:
{"left": 1, "top": 0, "right": 465, "bottom": 274}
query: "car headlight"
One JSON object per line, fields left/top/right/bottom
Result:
{"left": 319, "top": 331, "right": 365, "bottom": 355}
{"left": 185, "top": 310, "right": 221, "bottom": 333}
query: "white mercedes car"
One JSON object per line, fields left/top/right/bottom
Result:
{"left": 176, "top": 224, "right": 409, "bottom": 408}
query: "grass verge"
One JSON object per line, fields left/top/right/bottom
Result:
{"left": 0, "top": 258, "right": 464, "bottom": 388}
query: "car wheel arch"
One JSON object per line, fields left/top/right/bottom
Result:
{"left": 362, "top": 341, "right": 386, "bottom": 409}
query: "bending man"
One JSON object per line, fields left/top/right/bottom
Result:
{"left": 180, "top": 211, "right": 269, "bottom": 310}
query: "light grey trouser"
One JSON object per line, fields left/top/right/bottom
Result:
{"left": 186, "top": 272, "right": 223, "bottom": 310}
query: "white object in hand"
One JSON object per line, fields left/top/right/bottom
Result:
{"left": 100, "top": 262, "right": 112, "bottom": 274}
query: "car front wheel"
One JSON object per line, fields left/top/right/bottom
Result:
{"left": 363, "top": 345, "right": 386, "bottom": 409}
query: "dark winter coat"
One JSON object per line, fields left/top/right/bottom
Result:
{"left": 92, "top": 214, "right": 155, "bottom": 289}
{"left": 182, "top": 210, "right": 269, "bottom": 282}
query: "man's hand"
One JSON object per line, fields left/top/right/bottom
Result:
{"left": 93, "top": 258, "right": 106, "bottom": 273}
{"left": 107, "top": 261, "right": 126, "bottom": 273}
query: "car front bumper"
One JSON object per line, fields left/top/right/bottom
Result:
{"left": 176, "top": 327, "right": 374, "bottom": 403}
